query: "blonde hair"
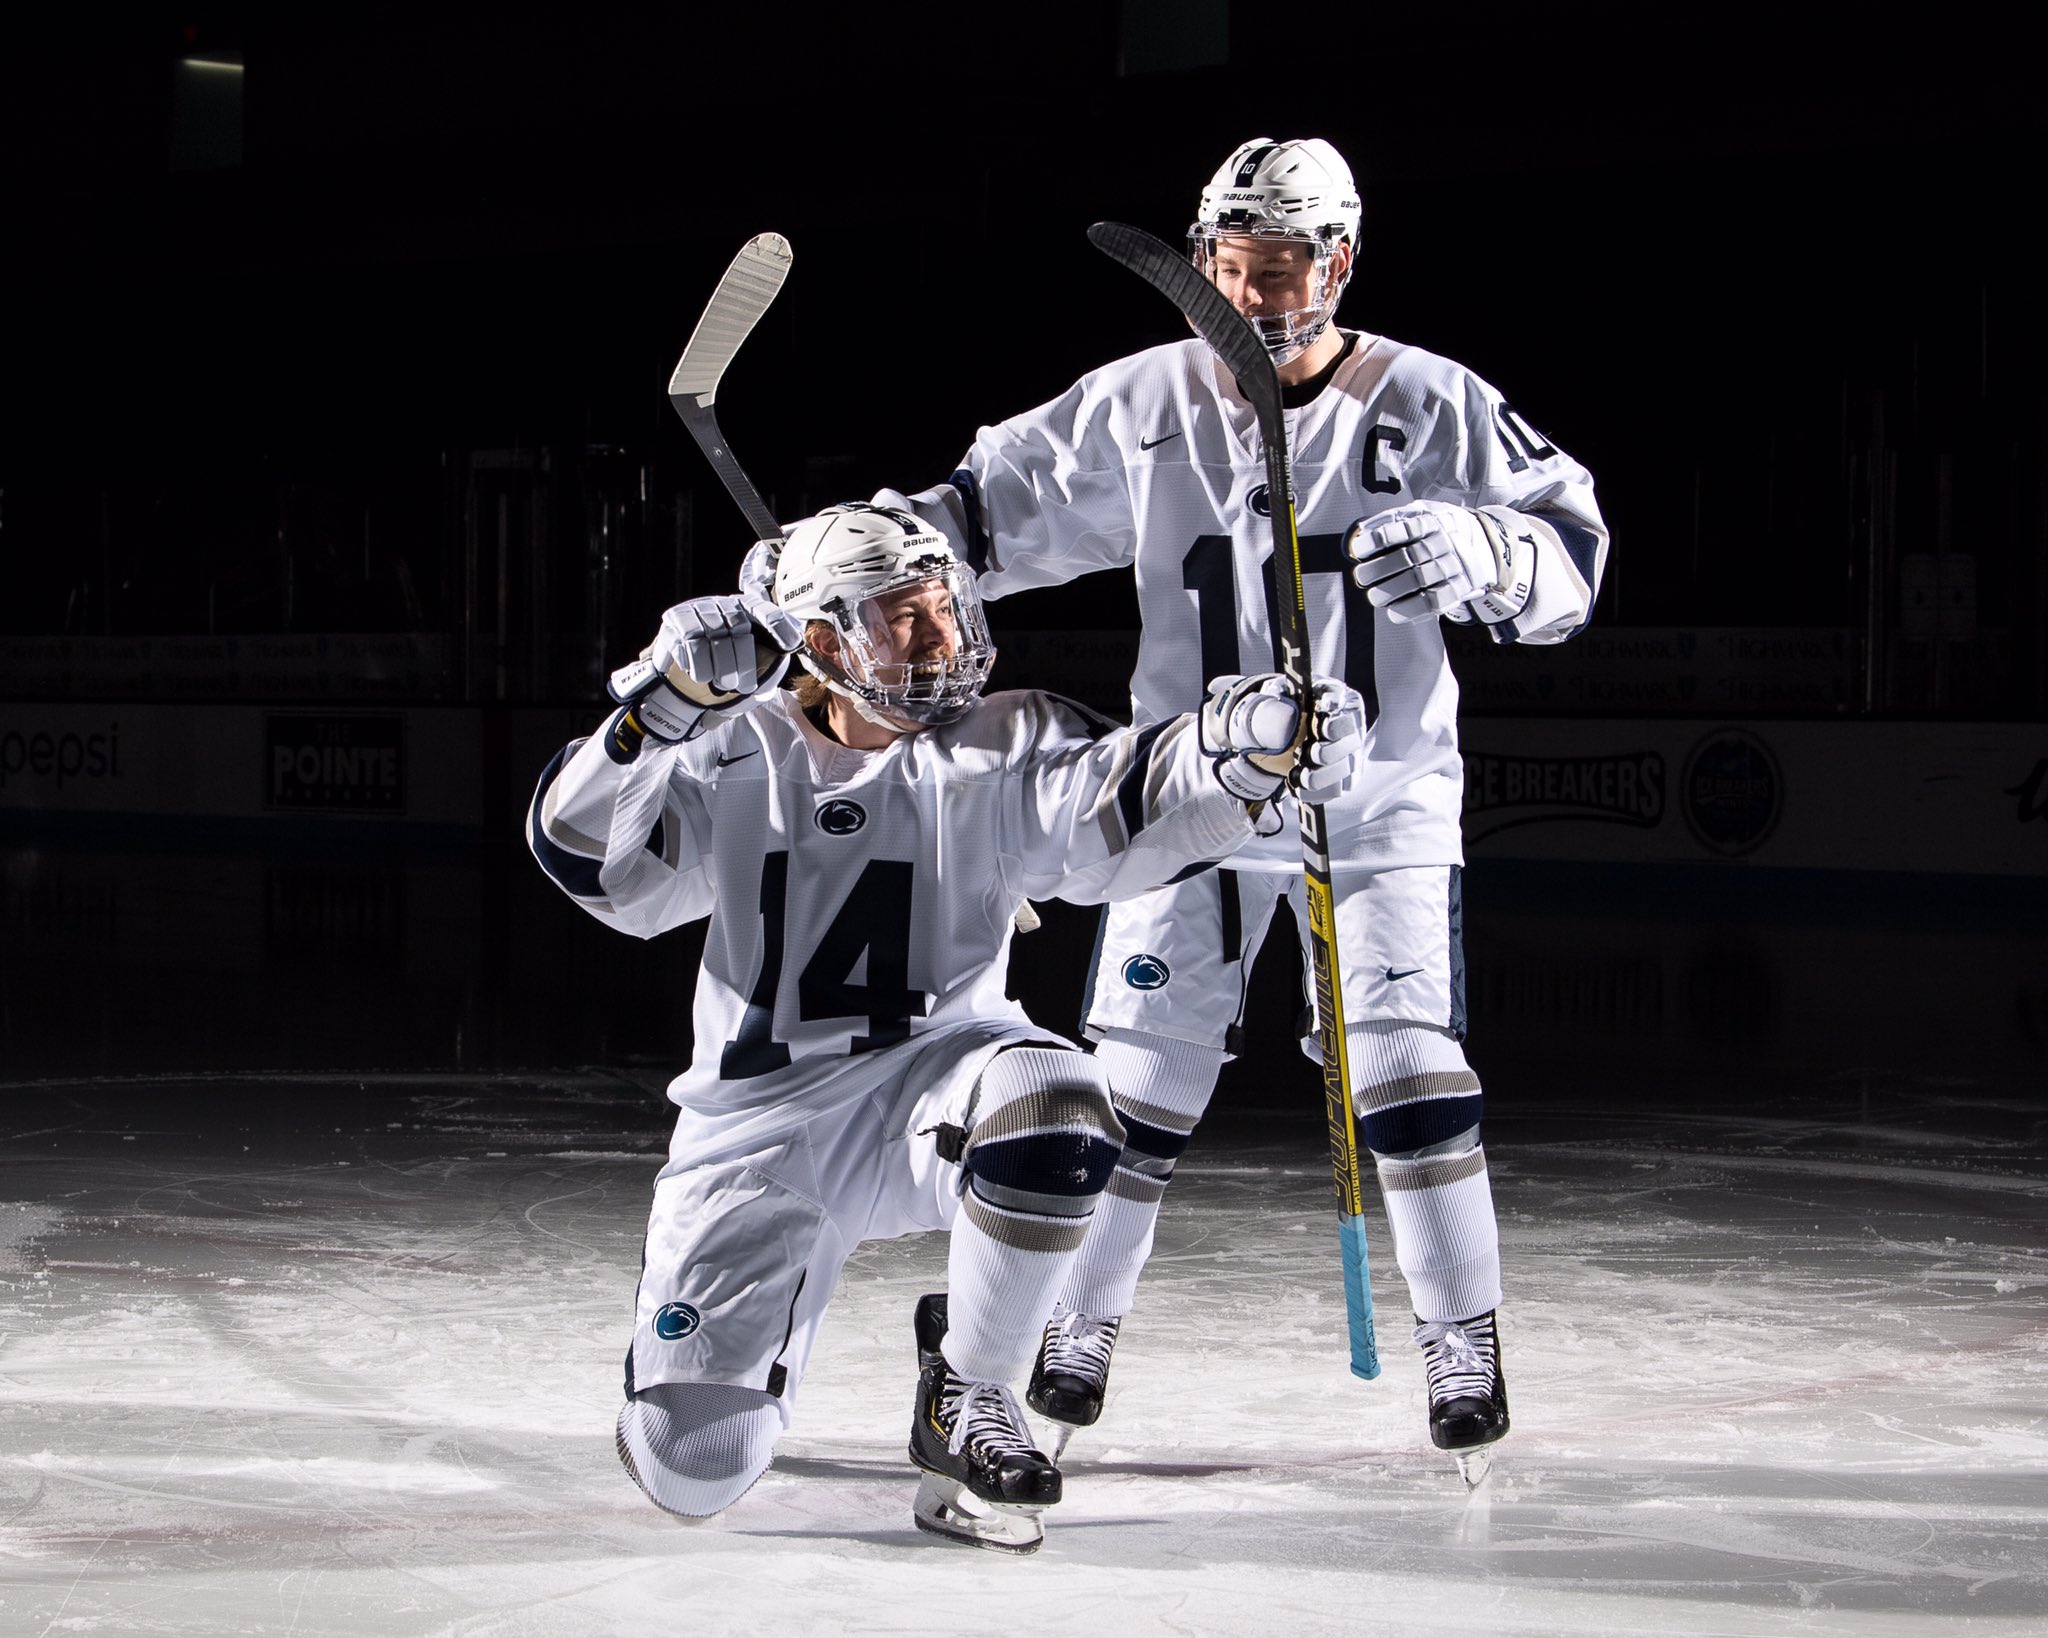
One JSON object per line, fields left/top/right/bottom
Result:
{"left": 791, "top": 619, "right": 834, "bottom": 710}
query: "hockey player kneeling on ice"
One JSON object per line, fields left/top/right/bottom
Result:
{"left": 528, "top": 504, "right": 1366, "bottom": 1552}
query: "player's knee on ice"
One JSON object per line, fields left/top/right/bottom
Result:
{"left": 962, "top": 1047, "right": 1126, "bottom": 1215}
{"left": 618, "top": 1381, "right": 781, "bottom": 1517}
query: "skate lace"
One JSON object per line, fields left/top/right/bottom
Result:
{"left": 1412, "top": 1316, "right": 1497, "bottom": 1408}
{"left": 943, "top": 1379, "right": 1036, "bottom": 1460}
{"left": 1042, "top": 1307, "right": 1120, "bottom": 1385}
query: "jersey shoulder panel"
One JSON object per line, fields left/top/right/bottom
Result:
{"left": 921, "top": 689, "right": 1108, "bottom": 774}
{"left": 1075, "top": 338, "right": 1212, "bottom": 400}
{"left": 1001, "top": 340, "right": 1215, "bottom": 455}
{"left": 1338, "top": 333, "right": 1485, "bottom": 413}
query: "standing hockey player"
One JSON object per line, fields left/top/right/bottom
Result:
{"left": 528, "top": 503, "right": 1366, "bottom": 1551}
{"left": 881, "top": 137, "right": 1609, "bottom": 1480}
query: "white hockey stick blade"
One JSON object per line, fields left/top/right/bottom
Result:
{"left": 666, "top": 233, "right": 791, "bottom": 544}
{"left": 911, "top": 1472, "right": 1045, "bottom": 1554}
{"left": 668, "top": 232, "right": 792, "bottom": 407}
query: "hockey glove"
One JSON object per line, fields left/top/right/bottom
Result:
{"left": 1347, "top": 501, "right": 1534, "bottom": 627}
{"left": 1199, "top": 673, "right": 1368, "bottom": 805}
{"left": 607, "top": 594, "right": 803, "bottom": 743}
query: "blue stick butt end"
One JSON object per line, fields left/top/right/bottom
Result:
{"left": 1338, "top": 1212, "right": 1380, "bottom": 1381}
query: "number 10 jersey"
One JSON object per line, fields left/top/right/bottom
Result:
{"left": 898, "top": 334, "right": 1609, "bottom": 873}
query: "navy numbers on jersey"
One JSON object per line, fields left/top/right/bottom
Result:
{"left": 719, "top": 852, "right": 929, "bottom": 1079}
{"left": 1181, "top": 534, "right": 1378, "bottom": 720}
{"left": 722, "top": 851, "right": 793, "bottom": 1078}
{"left": 1492, "top": 403, "right": 1557, "bottom": 473}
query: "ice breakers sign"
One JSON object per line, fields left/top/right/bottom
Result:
{"left": 265, "top": 714, "right": 406, "bottom": 814}
{"left": 1463, "top": 750, "right": 1665, "bottom": 843}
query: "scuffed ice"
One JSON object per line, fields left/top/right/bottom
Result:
{"left": 1, "top": 1072, "right": 2043, "bottom": 1636}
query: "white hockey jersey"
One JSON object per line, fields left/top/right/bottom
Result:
{"left": 529, "top": 689, "right": 1256, "bottom": 1150}
{"left": 893, "top": 333, "right": 1609, "bottom": 872}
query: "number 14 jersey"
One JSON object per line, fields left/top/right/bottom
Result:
{"left": 529, "top": 690, "right": 1257, "bottom": 1148}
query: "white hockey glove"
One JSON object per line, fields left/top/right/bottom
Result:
{"left": 1347, "top": 501, "right": 1534, "bottom": 627}
{"left": 1199, "top": 673, "right": 1368, "bottom": 805}
{"left": 737, "top": 536, "right": 781, "bottom": 602}
{"left": 606, "top": 594, "right": 803, "bottom": 743}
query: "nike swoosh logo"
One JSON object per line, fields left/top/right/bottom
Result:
{"left": 1384, "top": 967, "right": 1423, "bottom": 982}
{"left": 715, "top": 750, "right": 759, "bottom": 767}
{"left": 1139, "top": 430, "right": 1183, "bottom": 451}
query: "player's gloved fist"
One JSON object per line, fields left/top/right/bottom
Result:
{"left": 1347, "top": 501, "right": 1533, "bottom": 626}
{"left": 1293, "top": 676, "right": 1367, "bottom": 801}
{"left": 1200, "top": 673, "right": 1366, "bottom": 805}
{"left": 607, "top": 594, "right": 802, "bottom": 744}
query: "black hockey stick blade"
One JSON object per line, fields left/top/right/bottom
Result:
{"left": 667, "top": 232, "right": 792, "bottom": 544}
{"left": 1085, "top": 222, "right": 1281, "bottom": 428}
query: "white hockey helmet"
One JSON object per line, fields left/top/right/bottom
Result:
{"left": 771, "top": 503, "right": 997, "bottom": 731}
{"left": 1190, "top": 137, "right": 1361, "bottom": 365}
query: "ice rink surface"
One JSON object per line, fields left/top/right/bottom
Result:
{"left": 3, "top": 1068, "right": 2043, "bottom": 1637}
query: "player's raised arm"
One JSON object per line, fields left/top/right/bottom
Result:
{"left": 874, "top": 367, "right": 1140, "bottom": 600}
{"left": 526, "top": 590, "right": 798, "bottom": 938}
{"left": 1006, "top": 675, "right": 1366, "bottom": 905}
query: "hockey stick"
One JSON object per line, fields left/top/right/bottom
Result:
{"left": 1086, "top": 221, "right": 1381, "bottom": 1381}
{"left": 667, "top": 230, "right": 792, "bottom": 543}
{"left": 607, "top": 233, "right": 794, "bottom": 751}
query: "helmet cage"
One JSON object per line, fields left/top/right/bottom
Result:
{"left": 1187, "top": 223, "right": 1350, "bottom": 366}
{"left": 800, "top": 556, "right": 996, "bottom": 729}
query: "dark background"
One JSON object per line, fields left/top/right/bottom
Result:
{"left": 2, "top": 5, "right": 2043, "bottom": 1098}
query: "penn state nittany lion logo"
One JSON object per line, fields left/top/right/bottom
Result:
{"left": 815, "top": 799, "right": 867, "bottom": 835}
{"left": 1122, "top": 953, "right": 1171, "bottom": 990}
{"left": 653, "top": 1301, "right": 701, "bottom": 1341}
{"left": 1247, "top": 484, "right": 1272, "bottom": 518}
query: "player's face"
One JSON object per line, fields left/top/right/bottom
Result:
{"left": 1209, "top": 234, "right": 1320, "bottom": 318}
{"left": 860, "top": 578, "right": 959, "bottom": 671}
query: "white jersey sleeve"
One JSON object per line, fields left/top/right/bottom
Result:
{"left": 1000, "top": 693, "right": 1255, "bottom": 903}
{"left": 526, "top": 690, "right": 1256, "bottom": 1134}
{"left": 526, "top": 716, "right": 716, "bottom": 938}
{"left": 884, "top": 332, "right": 1609, "bottom": 873}
{"left": 1402, "top": 359, "right": 1607, "bottom": 646}
{"left": 877, "top": 369, "right": 1141, "bottom": 599}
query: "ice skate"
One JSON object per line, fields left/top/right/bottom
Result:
{"left": 907, "top": 1293, "right": 1061, "bottom": 1554}
{"left": 1025, "top": 1302, "right": 1121, "bottom": 1458}
{"left": 1414, "top": 1310, "right": 1509, "bottom": 1487}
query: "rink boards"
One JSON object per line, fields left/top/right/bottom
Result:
{"left": 0, "top": 700, "right": 2043, "bottom": 878}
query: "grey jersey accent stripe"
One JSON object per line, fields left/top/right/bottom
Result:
{"left": 1375, "top": 1147, "right": 1488, "bottom": 1192}
{"left": 540, "top": 775, "right": 610, "bottom": 860}
{"left": 962, "top": 1193, "right": 1091, "bottom": 1254}
{"left": 1353, "top": 1068, "right": 1482, "bottom": 1111}
{"left": 1106, "top": 1169, "right": 1170, "bottom": 1205}
{"left": 968, "top": 1177, "right": 1098, "bottom": 1219}
{"left": 968, "top": 1085, "right": 1124, "bottom": 1148}
{"left": 1108, "top": 1094, "right": 1199, "bottom": 1139}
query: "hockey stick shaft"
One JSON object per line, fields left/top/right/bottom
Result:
{"left": 1086, "top": 222, "right": 1380, "bottom": 1380}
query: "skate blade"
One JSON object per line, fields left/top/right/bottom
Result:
{"left": 1047, "top": 1421, "right": 1077, "bottom": 1462}
{"left": 1454, "top": 1447, "right": 1496, "bottom": 1488}
{"left": 912, "top": 1472, "right": 1045, "bottom": 1555}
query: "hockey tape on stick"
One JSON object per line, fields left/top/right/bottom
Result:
{"left": 1087, "top": 221, "right": 1380, "bottom": 1381}
{"left": 667, "top": 232, "right": 793, "bottom": 545}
